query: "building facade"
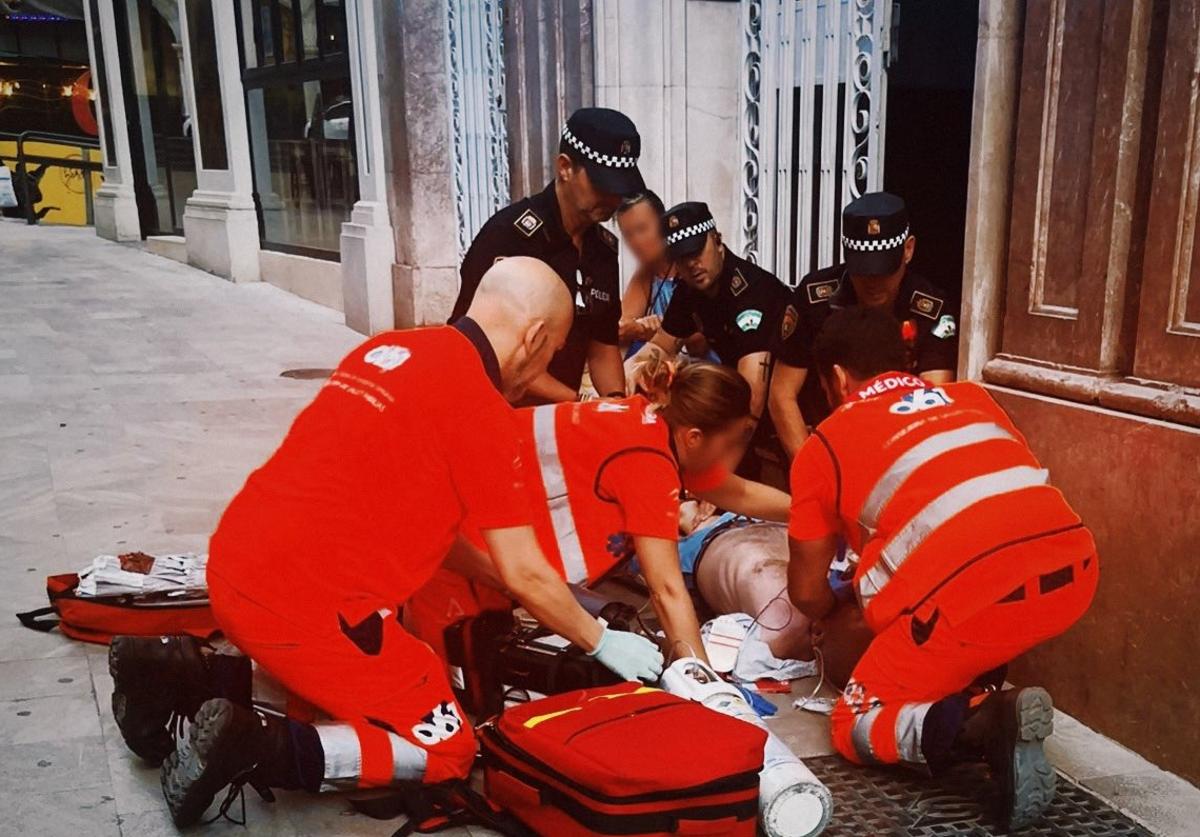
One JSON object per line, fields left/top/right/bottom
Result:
{"left": 78, "top": 0, "right": 1199, "bottom": 783}
{"left": 80, "top": 0, "right": 749, "bottom": 332}
{"left": 963, "top": 0, "right": 1200, "bottom": 785}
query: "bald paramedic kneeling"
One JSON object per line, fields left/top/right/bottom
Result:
{"left": 158, "top": 257, "right": 663, "bottom": 827}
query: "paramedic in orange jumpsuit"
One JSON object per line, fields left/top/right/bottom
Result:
{"left": 786, "top": 306, "right": 1098, "bottom": 830}
{"left": 160, "top": 258, "right": 664, "bottom": 828}
{"left": 407, "top": 361, "right": 792, "bottom": 664}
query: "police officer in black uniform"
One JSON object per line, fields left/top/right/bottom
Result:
{"left": 642, "top": 201, "right": 789, "bottom": 477}
{"left": 451, "top": 107, "right": 644, "bottom": 404}
{"left": 769, "top": 191, "right": 959, "bottom": 458}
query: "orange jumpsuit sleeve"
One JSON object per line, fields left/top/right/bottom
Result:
{"left": 598, "top": 450, "right": 682, "bottom": 540}
{"left": 435, "top": 367, "right": 532, "bottom": 532}
{"left": 788, "top": 434, "right": 840, "bottom": 541}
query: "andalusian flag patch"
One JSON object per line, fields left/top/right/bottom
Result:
{"left": 736, "top": 309, "right": 763, "bottom": 332}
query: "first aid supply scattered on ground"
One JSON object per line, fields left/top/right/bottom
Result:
{"left": 702, "top": 613, "right": 819, "bottom": 683}
{"left": 661, "top": 657, "right": 833, "bottom": 837}
{"left": 479, "top": 681, "right": 767, "bottom": 836}
{"left": 75, "top": 551, "right": 208, "bottom": 596}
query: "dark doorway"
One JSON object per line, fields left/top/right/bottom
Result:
{"left": 110, "top": 0, "right": 196, "bottom": 237}
{"left": 883, "top": 0, "right": 978, "bottom": 306}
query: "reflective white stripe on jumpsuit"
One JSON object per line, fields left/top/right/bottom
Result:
{"left": 531, "top": 405, "right": 589, "bottom": 583}
{"left": 854, "top": 421, "right": 1045, "bottom": 609}
{"left": 849, "top": 700, "right": 936, "bottom": 765}
{"left": 314, "top": 723, "right": 428, "bottom": 789}
{"left": 846, "top": 425, "right": 1048, "bottom": 765}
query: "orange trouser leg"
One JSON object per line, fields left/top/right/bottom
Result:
{"left": 405, "top": 567, "right": 513, "bottom": 666}
{"left": 210, "top": 574, "right": 476, "bottom": 788}
{"left": 831, "top": 561, "right": 1097, "bottom": 768}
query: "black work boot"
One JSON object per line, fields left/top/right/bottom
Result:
{"left": 961, "top": 687, "right": 1057, "bottom": 830}
{"left": 160, "top": 698, "right": 295, "bottom": 827}
{"left": 108, "top": 635, "right": 250, "bottom": 764}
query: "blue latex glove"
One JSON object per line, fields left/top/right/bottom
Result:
{"left": 588, "top": 628, "right": 664, "bottom": 683}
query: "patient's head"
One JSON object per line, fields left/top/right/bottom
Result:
{"left": 645, "top": 361, "right": 751, "bottom": 474}
{"left": 466, "top": 257, "right": 573, "bottom": 401}
{"left": 812, "top": 305, "right": 909, "bottom": 407}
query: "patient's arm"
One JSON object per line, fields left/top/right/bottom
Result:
{"left": 811, "top": 601, "right": 874, "bottom": 689}
{"left": 441, "top": 534, "right": 505, "bottom": 590}
{"left": 694, "top": 473, "right": 790, "bottom": 522}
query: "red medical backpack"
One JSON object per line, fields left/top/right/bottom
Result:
{"left": 479, "top": 681, "right": 766, "bottom": 836}
{"left": 16, "top": 572, "right": 218, "bottom": 645}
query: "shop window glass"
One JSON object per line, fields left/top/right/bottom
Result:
{"left": 185, "top": 0, "right": 228, "bottom": 170}
{"left": 239, "top": 0, "right": 355, "bottom": 258}
{"left": 246, "top": 77, "right": 355, "bottom": 254}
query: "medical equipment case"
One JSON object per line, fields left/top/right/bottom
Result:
{"left": 479, "top": 681, "right": 766, "bottom": 836}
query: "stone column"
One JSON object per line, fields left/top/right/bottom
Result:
{"left": 340, "top": 0, "right": 399, "bottom": 333}
{"left": 180, "top": 0, "right": 262, "bottom": 282}
{"left": 85, "top": 0, "right": 141, "bottom": 241}
{"left": 959, "top": 0, "right": 1023, "bottom": 380}
{"left": 593, "top": 0, "right": 740, "bottom": 280}
{"left": 378, "top": 0, "right": 461, "bottom": 328}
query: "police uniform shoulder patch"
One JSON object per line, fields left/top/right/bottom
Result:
{"left": 513, "top": 208, "right": 543, "bottom": 238}
{"left": 932, "top": 313, "right": 957, "bottom": 339}
{"left": 781, "top": 304, "right": 799, "bottom": 341}
{"left": 909, "top": 290, "right": 944, "bottom": 321}
{"left": 806, "top": 278, "right": 840, "bottom": 305}
{"left": 597, "top": 225, "right": 619, "bottom": 253}
{"left": 730, "top": 269, "right": 749, "bottom": 297}
{"left": 735, "top": 309, "right": 763, "bottom": 332}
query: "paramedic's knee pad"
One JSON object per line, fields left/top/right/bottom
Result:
{"left": 419, "top": 717, "right": 477, "bottom": 784}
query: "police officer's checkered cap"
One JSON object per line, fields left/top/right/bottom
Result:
{"left": 561, "top": 126, "right": 638, "bottom": 169}
{"left": 842, "top": 226, "right": 910, "bottom": 252}
{"left": 666, "top": 219, "right": 716, "bottom": 246}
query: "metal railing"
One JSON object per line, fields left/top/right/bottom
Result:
{"left": 0, "top": 130, "right": 103, "bottom": 225}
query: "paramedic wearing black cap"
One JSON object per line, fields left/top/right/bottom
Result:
{"left": 641, "top": 201, "right": 789, "bottom": 473}
{"left": 450, "top": 107, "right": 645, "bottom": 404}
{"left": 768, "top": 191, "right": 959, "bottom": 458}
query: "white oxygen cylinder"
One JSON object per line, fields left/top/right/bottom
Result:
{"left": 660, "top": 657, "right": 832, "bottom": 837}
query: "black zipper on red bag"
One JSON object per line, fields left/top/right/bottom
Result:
{"left": 562, "top": 700, "right": 689, "bottom": 745}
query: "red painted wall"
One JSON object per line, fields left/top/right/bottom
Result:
{"left": 990, "top": 385, "right": 1200, "bottom": 784}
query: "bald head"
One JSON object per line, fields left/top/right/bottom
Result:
{"left": 466, "top": 256, "right": 574, "bottom": 401}
{"left": 468, "top": 256, "right": 573, "bottom": 335}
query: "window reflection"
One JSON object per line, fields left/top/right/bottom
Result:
{"left": 246, "top": 77, "right": 356, "bottom": 255}
{"left": 239, "top": 0, "right": 355, "bottom": 258}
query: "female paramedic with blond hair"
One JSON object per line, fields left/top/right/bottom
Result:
{"left": 407, "top": 359, "right": 792, "bottom": 663}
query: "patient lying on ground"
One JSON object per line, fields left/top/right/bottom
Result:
{"left": 674, "top": 499, "right": 813, "bottom": 663}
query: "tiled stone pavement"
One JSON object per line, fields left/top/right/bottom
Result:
{"left": 0, "top": 220, "right": 1197, "bottom": 836}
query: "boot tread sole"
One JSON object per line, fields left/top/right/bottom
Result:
{"left": 161, "top": 698, "right": 255, "bottom": 828}
{"left": 1007, "top": 687, "right": 1057, "bottom": 831}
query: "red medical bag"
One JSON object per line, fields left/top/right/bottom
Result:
{"left": 479, "top": 682, "right": 766, "bottom": 836}
{"left": 16, "top": 573, "right": 218, "bottom": 645}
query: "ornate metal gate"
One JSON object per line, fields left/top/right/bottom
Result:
{"left": 445, "top": 0, "right": 511, "bottom": 261}
{"left": 739, "top": 0, "right": 894, "bottom": 284}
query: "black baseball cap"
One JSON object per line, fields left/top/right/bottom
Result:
{"left": 661, "top": 201, "right": 716, "bottom": 260}
{"left": 841, "top": 192, "right": 911, "bottom": 276}
{"left": 560, "top": 108, "right": 644, "bottom": 197}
